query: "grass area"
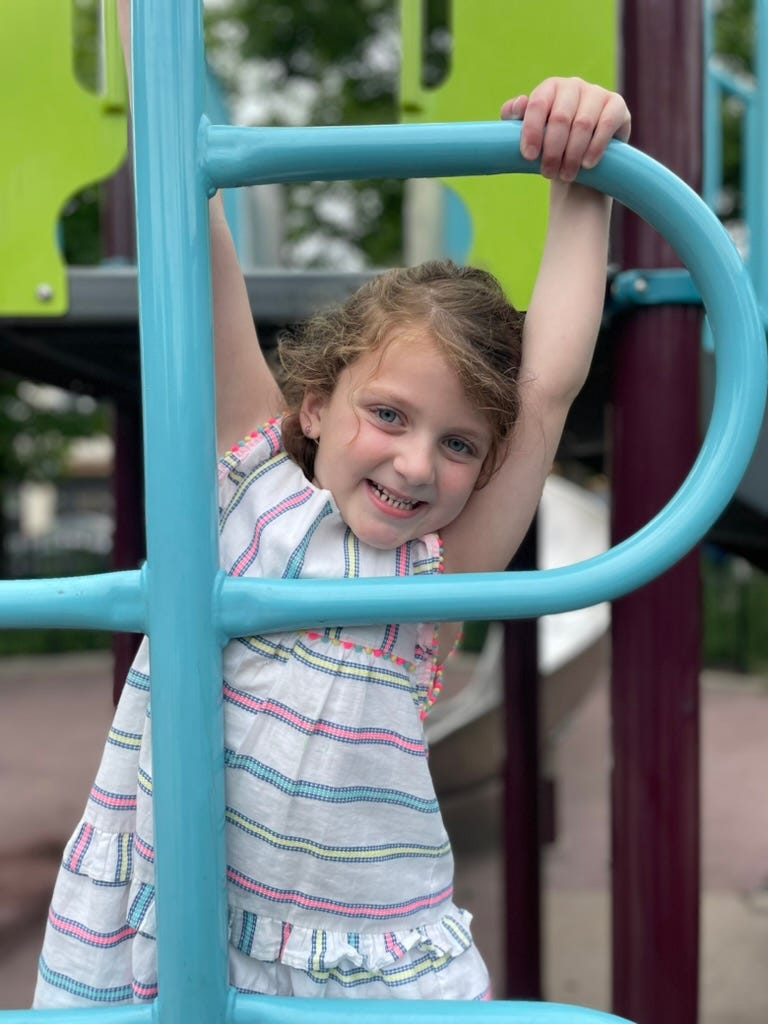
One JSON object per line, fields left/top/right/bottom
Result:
{"left": 703, "top": 553, "right": 768, "bottom": 675}
{"left": 0, "top": 628, "right": 110, "bottom": 657}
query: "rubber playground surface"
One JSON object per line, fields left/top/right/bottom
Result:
{"left": 1, "top": 650, "right": 768, "bottom": 1021}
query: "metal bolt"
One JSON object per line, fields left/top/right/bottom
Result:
{"left": 633, "top": 277, "right": 649, "bottom": 294}
{"left": 36, "top": 283, "right": 55, "bottom": 303}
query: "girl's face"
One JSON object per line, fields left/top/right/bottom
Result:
{"left": 301, "top": 328, "right": 492, "bottom": 550}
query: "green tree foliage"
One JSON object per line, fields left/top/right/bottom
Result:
{"left": 0, "top": 375, "right": 109, "bottom": 576}
{"left": 715, "top": 0, "right": 754, "bottom": 73}
{"left": 0, "top": 378, "right": 108, "bottom": 486}
{"left": 205, "top": 0, "right": 451, "bottom": 268}
{"left": 208, "top": 0, "right": 398, "bottom": 124}
{"left": 712, "top": 0, "right": 755, "bottom": 217}
{"left": 206, "top": 0, "right": 405, "bottom": 267}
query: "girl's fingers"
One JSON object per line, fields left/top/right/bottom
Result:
{"left": 582, "top": 93, "right": 632, "bottom": 168}
{"left": 502, "top": 78, "right": 631, "bottom": 179}
{"left": 500, "top": 95, "right": 529, "bottom": 121}
{"left": 532, "top": 79, "right": 583, "bottom": 178}
{"left": 518, "top": 79, "right": 558, "bottom": 161}
{"left": 559, "top": 90, "right": 614, "bottom": 180}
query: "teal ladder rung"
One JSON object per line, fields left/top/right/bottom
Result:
{"left": 0, "top": 571, "right": 145, "bottom": 632}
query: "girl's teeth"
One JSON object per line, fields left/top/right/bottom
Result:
{"left": 372, "top": 483, "right": 415, "bottom": 510}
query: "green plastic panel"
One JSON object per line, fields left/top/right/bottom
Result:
{"left": 400, "top": 0, "right": 617, "bottom": 307}
{"left": 0, "top": 0, "right": 128, "bottom": 316}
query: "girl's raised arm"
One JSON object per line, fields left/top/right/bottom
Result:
{"left": 441, "top": 78, "right": 631, "bottom": 576}
{"left": 208, "top": 198, "right": 285, "bottom": 452}
{"left": 116, "top": 0, "right": 284, "bottom": 454}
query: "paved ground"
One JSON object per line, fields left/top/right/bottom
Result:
{"left": 0, "top": 653, "right": 116, "bottom": 1011}
{"left": 2, "top": 651, "right": 768, "bottom": 1020}
{"left": 449, "top": 670, "right": 768, "bottom": 1023}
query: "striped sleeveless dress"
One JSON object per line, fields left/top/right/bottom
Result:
{"left": 34, "top": 418, "right": 491, "bottom": 1005}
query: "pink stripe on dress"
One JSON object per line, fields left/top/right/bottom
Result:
{"left": 49, "top": 909, "right": 136, "bottom": 948}
{"left": 227, "top": 868, "right": 453, "bottom": 920}
{"left": 67, "top": 823, "right": 94, "bottom": 872}
{"left": 230, "top": 489, "right": 313, "bottom": 577}
{"left": 89, "top": 785, "right": 137, "bottom": 811}
{"left": 134, "top": 835, "right": 155, "bottom": 863}
{"left": 132, "top": 979, "right": 159, "bottom": 1001}
{"left": 223, "top": 688, "right": 425, "bottom": 755}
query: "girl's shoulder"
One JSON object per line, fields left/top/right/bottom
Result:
{"left": 218, "top": 416, "right": 287, "bottom": 482}
{"left": 218, "top": 415, "right": 316, "bottom": 540}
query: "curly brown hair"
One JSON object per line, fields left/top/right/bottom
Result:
{"left": 278, "top": 260, "right": 525, "bottom": 485}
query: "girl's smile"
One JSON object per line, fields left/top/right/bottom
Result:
{"left": 367, "top": 479, "right": 423, "bottom": 513}
{"left": 301, "top": 329, "right": 492, "bottom": 550}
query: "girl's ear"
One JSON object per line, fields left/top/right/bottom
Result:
{"left": 300, "top": 391, "right": 326, "bottom": 440}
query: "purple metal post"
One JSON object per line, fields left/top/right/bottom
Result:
{"left": 103, "top": 158, "right": 136, "bottom": 263}
{"left": 103, "top": 158, "right": 142, "bottom": 703}
{"left": 612, "top": 2, "right": 702, "bottom": 1022}
{"left": 111, "top": 401, "right": 143, "bottom": 704}
{"left": 503, "top": 517, "right": 541, "bottom": 998}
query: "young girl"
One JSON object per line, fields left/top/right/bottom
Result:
{"left": 34, "top": 4, "right": 630, "bottom": 1006}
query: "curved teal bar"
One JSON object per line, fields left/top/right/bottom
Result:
{"left": 0, "top": 571, "right": 145, "bottom": 633}
{"left": 206, "top": 121, "right": 766, "bottom": 628}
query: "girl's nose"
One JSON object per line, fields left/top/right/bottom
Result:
{"left": 393, "top": 439, "right": 436, "bottom": 488}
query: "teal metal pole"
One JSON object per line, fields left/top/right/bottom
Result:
{"left": 131, "top": 1, "right": 228, "bottom": 1021}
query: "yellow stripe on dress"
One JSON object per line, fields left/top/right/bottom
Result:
{"left": 226, "top": 808, "right": 451, "bottom": 862}
{"left": 293, "top": 643, "right": 412, "bottom": 691}
{"left": 310, "top": 950, "right": 453, "bottom": 985}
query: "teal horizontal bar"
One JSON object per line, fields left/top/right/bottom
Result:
{"left": 709, "top": 63, "right": 756, "bottom": 104}
{"left": 204, "top": 120, "right": 528, "bottom": 188}
{"left": 0, "top": 570, "right": 146, "bottom": 633}
{"left": 611, "top": 268, "right": 768, "bottom": 333}
{"left": 0, "top": 1005, "right": 152, "bottom": 1024}
{"left": 232, "top": 993, "right": 634, "bottom": 1024}
{"left": 610, "top": 268, "right": 703, "bottom": 308}
{"left": 216, "top": 572, "right": 588, "bottom": 638}
{"left": 216, "top": 536, "right": 674, "bottom": 635}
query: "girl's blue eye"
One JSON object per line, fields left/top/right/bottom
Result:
{"left": 375, "top": 407, "right": 399, "bottom": 424}
{"left": 445, "top": 437, "right": 473, "bottom": 456}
